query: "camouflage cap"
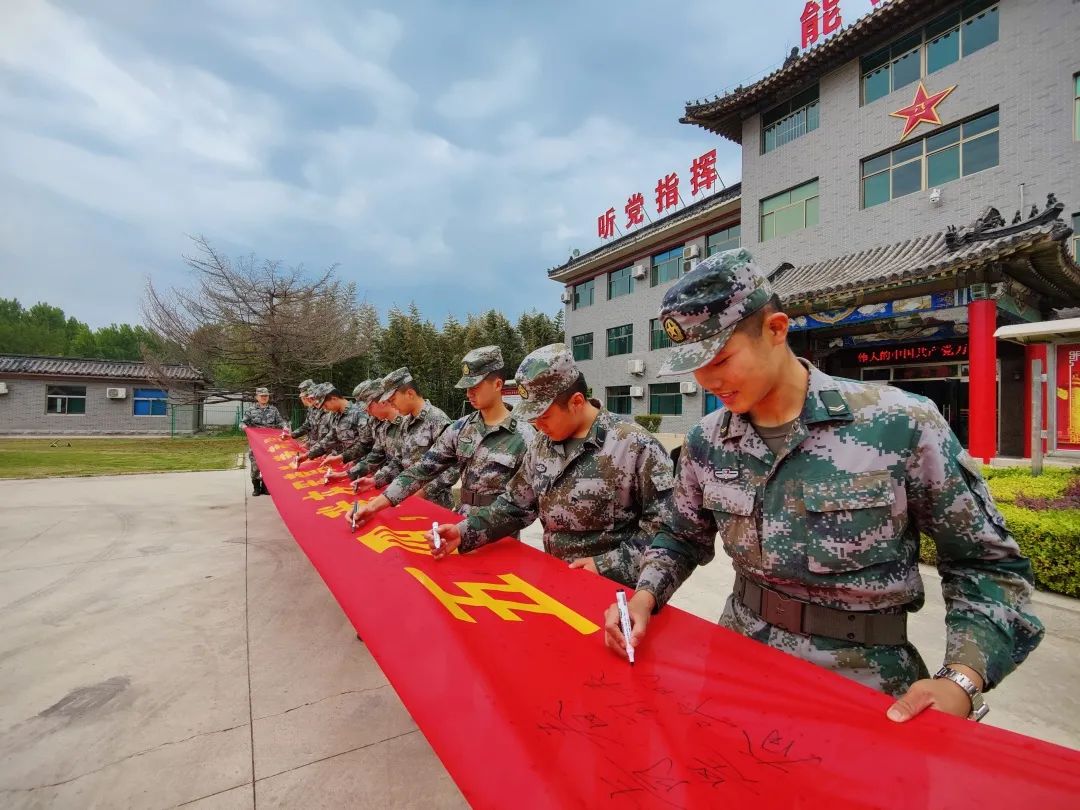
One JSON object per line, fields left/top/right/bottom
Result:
{"left": 309, "top": 382, "right": 341, "bottom": 407}
{"left": 656, "top": 248, "right": 774, "bottom": 377}
{"left": 351, "top": 379, "right": 381, "bottom": 403}
{"left": 254, "top": 387, "right": 270, "bottom": 396}
{"left": 298, "top": 378, "right": 315, "bottom": 394}
{"left": 455, "top": 345, "right": 505, "bottom": 389}
{"left": 512, "top": 343, "right": 579, "bottom": 422}
{"left": 377, "top": 367, "right": 414, "bottom": 402}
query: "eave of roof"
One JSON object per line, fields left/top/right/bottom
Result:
{"left": 0, "top": 355, "right": 206, "bottom": 382}
{"left": 680, "top": 0, "right": 946, "bottom": 142}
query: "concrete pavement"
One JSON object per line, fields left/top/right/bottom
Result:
{"left": 0, "top": 468, "right": 1077, "bottom": 809}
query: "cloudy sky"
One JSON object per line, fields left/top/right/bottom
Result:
{"left": 0, "top": 0, "right": 857, "bottom": 329}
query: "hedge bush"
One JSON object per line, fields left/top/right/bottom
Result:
{"left": 634, "top": 414, "right": 663, "bottom": 433}
{"left": 918, "top": 467, "right": 1080, "bottom": 598}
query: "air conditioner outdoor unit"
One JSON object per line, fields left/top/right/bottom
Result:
{"left": 106, "top": 387, "right": 127, "bottom": 399}
{"left": 560, "top": 289, "right": 573, "bottom": 304}
{"left": 679, "top": 381, "right": 699, "bottom": 394}
{"left": 629, "top": 386, "right": 644, "bottom": 398}
{"left": 682, "top": 244, "right": 700, "bottom": 260}
{"left": 628, "top": 359, "right": 645, "bottom": 375}
{"left": 0, "top": 382, "right": 7, "bottom": 395}
{"left": 631, "top": 264, "right": 648, "bottom": 280}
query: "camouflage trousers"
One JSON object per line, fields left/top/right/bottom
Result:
{"left": 248, "top": 450, "right": 261, "bottom": 485}
{"left": 719, "top": 594, "right": 929, "bottom": 698}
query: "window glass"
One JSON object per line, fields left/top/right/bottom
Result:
{"left": 892, "top": 161, "right": 922, "bottom": 198}
{"left": 650, "top": 248, "right": 683, "bottom": 286}
{"left": 963, "top": 109, "right": 998, "bottom": 137}
{"left": 891, "top": 48, "right": 921, "bottom": 92}
{"left": 706, "top": 225, "right": 741, "bottom": 256}
{"left": 962, "top": 131, "right": 998, "bottom": 175}
{"left": 608, "top": 266, "right": 634, "bottom": 299}
{"left": 571, "top": 333, "right": 593, "bottom": 361}
{"left": 926, "top": 125, "right": 960, "bottom": 152}
{"left": 862, "top": 172, "right": 891, "bottom": 208}
{"left": 961, "top": 4, "right": 998, "bottom": 56}
{"left": 926, "top": 27, "right": 960, "bottom": 73}
{"left": 606, "top": 386, "right": 632, "bottom": 415}
{"left": 649, "top": 383, "right": 682, "bottom": 416}
{"left": 927, "top": 145, "right": 961, "bottom": 186}
{"left": 573, "top": 279, "right": 594, "bottom": 310}
{"left": 893, "top": 141, "right": 923, "bottom": 164}
{"left": 607, "top": 324, "right": 633, "bottom": 357}
{"left": 650, "top": 318, "right": 673, "bottom": 350}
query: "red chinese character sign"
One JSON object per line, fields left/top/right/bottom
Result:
{"left": 624, "top": 193, "right": 645, "bottom": 228}
{"left": 654, "top": 172, "right": 679, "bottom": 214}
{"left": 1056, "top": 344, "right": 1080, "bottom": 451}
{"left": 890, "top": 81, "right": 957, "bottom": 140}
{"left": 801, "top": 0, "right": 841, "bottom": 49}
{"left": 597, "top": 207, "right": 615, "bottom": 240}
{"left": 690, "top": 148, "right": 719, "bottom": 196}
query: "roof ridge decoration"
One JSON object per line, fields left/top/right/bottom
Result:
{"left": 946, "top": 194, "right": 1065, "bottom": 250}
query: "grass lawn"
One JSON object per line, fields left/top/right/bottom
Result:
{"left": 0, "top": 437, "right": 248, "bottom": 479}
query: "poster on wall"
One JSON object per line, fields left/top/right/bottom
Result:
{"left": 1057, "top": 343, "right": 1080, "bottom": 451}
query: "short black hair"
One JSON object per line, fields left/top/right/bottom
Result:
{"left": 733, "top": 293, "right": 783, "bottom": 339}
{"left": 552, "top": 373, "right": 589, "bottom": 408}
{"left": 400, "top": 381, "right": 421, "bottom": 397}
{"left": 484, "top": 369, "right": 507, "bottom": 383}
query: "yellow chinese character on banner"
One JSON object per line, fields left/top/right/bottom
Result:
{"left": 267, "top": 444, "right": 285, "bottom": 452}
{"left": 404, "top": 568, "right": 599, "bottom": 635}
{"left": 284, "top": 470, "right": 321, "bottom": 480}
{"left": 292, "top": 480, "right": 322, "bottom": 490}
{"left": 357, "top": 526, "right": 439, "bottom": 556}
{"left": 273, "top": 453, "right": 292, "bottom": 462}
{"left": 303, "top": 487, "right": 359, "bottom": 502}
{"left": 316, "top": 500, "right": 356, "bottom": 519}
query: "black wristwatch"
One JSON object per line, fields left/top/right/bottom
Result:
{"left": 933, "top": 666, "right": 989, "bottom": 721}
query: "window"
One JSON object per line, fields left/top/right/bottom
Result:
{"left": 704, "top": 392, "right": 723, "bottom": 415}
{"left": 573, "top": 279, "right": 594, "bottom": 310}
{"left": 46, "top": 385, "right": 86, "bottom": 414}
{"left": 762, "top": 85, "right": 819, "bottom": 153}
{"left": 649, "top": 383, "right": 682, "bottom": 416}
{"left": 607, "top": 266, "right": 634, "bottom": 300}
{"left": 706, "top": 224, "right": 741, "bottom": 257}
{"left": 571, "top": 333, "right": 593, "bottom": 362}
{"left": 1072, "top": 214, "right": 1080, "bottom": 259}
{"left": 607, "top": 324, "right": 633, "bottom": 357}
{"left": 606, "top": 386, "right": 632, "bottom": 415}
{"left": 650, "top": 247, "right": 683, "bottom": 287}
{"left": 861, "top": 2, "right": 999, "bottom": 105}
{"left": 133, "top": 387, "right": 168, "bottom": 416}
{"left": 650, "top": 318, "right": 672, "bottom": 350}
{"left": 760, "top": 180, "right": 819, "bottom": 242}
{"left": 862, "top": 109, "right": 999, "bottom": 208}
{"left": 1074, "top": 74, "right": 1079, "bottom": 141}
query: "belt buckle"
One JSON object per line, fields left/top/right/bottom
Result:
{"left": 763, "top": 589, "right": 804, "bottom": 635}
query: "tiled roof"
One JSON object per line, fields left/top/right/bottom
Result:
{"left": 773, "top": 202, "right": 1080, "bottom": 309}
{"left": 0, "top": 355, "right": 205, "bottom": 382}
{"left": 547, "top": 183, "right": 741, "bottom": 282}
{"left": 681, "top": 0, "right": 943, "bottom": 141}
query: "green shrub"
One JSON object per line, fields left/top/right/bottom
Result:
{"left": 983, "top": 467, "right": 1077, "bottom": 504}
{"left": 634, "top": 414, "right": 663, "bottom": 433}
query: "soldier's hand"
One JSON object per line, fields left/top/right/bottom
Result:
{"left": 323, "top": 454, "right": 343, "bottom": 467}
{"left": 603, "top": 591, "right": 655, "bottom": 660}
{"left": 352, "top": 475, "right": 376, "bottom": 492}
{"left": 325, "top": 470, "right": 348, "bottom": 481}
{"left": 886, "top": 665, "right": 982, "bottom": 722}
{"left": 424, "top": 523, "right": 461, "bottom": 559}
{"left": 568, "top": 557, "right": 598, "bottom": 574}
{"left": 352, "top": 495, "right": 390, "bottom": 527}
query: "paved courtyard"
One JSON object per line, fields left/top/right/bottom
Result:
{"left": 0, "top": 469, "right": 1077, "bottom": 808}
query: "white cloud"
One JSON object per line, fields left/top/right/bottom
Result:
{"left": 435, "top": 40, "right": 541, "bottom": 121}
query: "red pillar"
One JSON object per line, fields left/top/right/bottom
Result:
{"left": 1023, "top": 344, "right": 1048, "bottom": 458}
{"left": 967, "top": 299, "right": 997, "bottom": 463}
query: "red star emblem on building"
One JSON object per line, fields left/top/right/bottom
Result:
{"left": 889, "top": 81, "right": 957, "bottom": 140}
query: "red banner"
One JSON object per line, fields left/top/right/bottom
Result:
{"left": 249, "top": 429, "right": 1079, "bottom": 809}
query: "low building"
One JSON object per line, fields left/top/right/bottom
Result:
{"left": 0, "top": 355, "right": 205, "bottom": 436}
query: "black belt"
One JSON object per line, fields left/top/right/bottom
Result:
{"left": 459, "top": 489, "right": 497, "bottom": 507}
{"left": 733, "top": 574, "right": 907, "bottom": 646}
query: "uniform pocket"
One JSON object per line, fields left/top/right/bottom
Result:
{"left": 702, "top": 481, "right": 759, "bottom": 567}
{"left": 803, "top": 472, "right": 901, "bottom": 573}
{"left": 540, "top": 477, "right": 616, "bottom": 532}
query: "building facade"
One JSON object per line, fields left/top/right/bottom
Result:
{"left": 548, "top": 186, "right": 742, "bottom": 435}
{"left": 551, "top": 0, "right": 1080, "bottom": 457}
{"left": 0, "top": 356, "right": 205, "bottom": 435}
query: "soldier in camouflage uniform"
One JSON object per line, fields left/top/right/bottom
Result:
{"left": 322, "top": 380, "right": 380, "bottom": 468}
{"left": 337, "top": 387, "right": 402, "bottom": 484}
{"left": 242, "top": 386, "right": 287, "bottom": 496}
{"left": 351, "top": 346, "right": 535, "bottom": 528}
{"left": 603, "top": 249, "right": 1044, "bottom": 724}
{"left": 288, "top": 379, "right": 319, "bottom": 443}
{"left": 352, "top": 368, "right": 455, "bottom": 508}
{"left": 426, "top": 344, "right": 675, "bottom": 588}
{"left": 299, "top": 383, "right": 372, "bottom": 463}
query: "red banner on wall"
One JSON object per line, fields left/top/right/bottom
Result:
{"left": 248, "top": 429, "right": 1079, "bottom": 809}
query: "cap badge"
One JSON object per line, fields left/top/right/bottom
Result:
{"left": 663, "top": 317, "right": 687, "bottom": 343}
{"left": 462, "top": 363, "right": 470, "bottom": 376}
{"left": 518, "top": 382, "right": 530, "bottom": 400}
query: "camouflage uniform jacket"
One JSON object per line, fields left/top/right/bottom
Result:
{"left": 373, "top": 401, "right": 453, "bottom": 507}
{"left": 341, "top": 410, "right": 377, "bottom": 463}
{"left": 459, "top": 407, "right": 675, "bottom": 587}
{"left": 242, "top": 404, "right": 286, "bottom": 428}
{"left": 290, "top": 406, "right": 321, "bottom": 439}
{"left": 307, "top": 404, "right": 372, "bottom": 460}
{"left": 639, "top": 361, "right": 1043, "bottom": 693}
{"left": 383, "top": 409, "right": 536, "bottom": 517}
{"left": 348, "top": 416, "right": 403, "bottom": 479}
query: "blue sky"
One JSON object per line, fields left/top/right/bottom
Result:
{"left": 0, "top": 0, "right": 865, "bottom": 329}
